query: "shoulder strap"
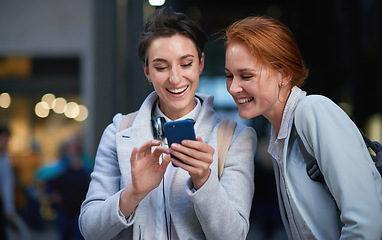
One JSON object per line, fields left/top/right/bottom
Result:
{"left": 119, "top": 111, "right": 139, "bottom": 131}
{"left": 358, "top": 128, "right": 382, "bottom": 176}
{"left": 292, "top": 121, "right": 325, "bottom": 183}
{"left": 217, "top": 117, "right": 237, "bottom": 179}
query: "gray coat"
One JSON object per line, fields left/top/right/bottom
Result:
{"left": 271, "top": 88, "right": 382, "bottom": 239}
{"left": 79, "top": 92, "right": 257, "bottom": 240}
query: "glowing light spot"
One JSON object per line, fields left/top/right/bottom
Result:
{"left": 74, "top": 105, "right": 88, "bottom": 122}
{"left": 0, "top": 93, "right": 11, "bottom": 108}
{"left": 35, "top": 102, "right": 50, "bottom": 118}
{"left": 52, "top": 97, "right": 67, "bottom": 114}
{"left": 64, "top": 102, "right": 80, "bottom": 118}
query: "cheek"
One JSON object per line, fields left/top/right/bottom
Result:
{"left": 188, "top": 67, "right": 200, "bottom": 83}
{"left": 226, "top": 80, "right": 232, "bottom": 92}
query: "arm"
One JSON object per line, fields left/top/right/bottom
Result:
{"left": 187, "top": 126, "right": 257, "bottom": 240}
{"left": 295, "top": 96, "right": 382, "bottom": 239}
{"left": 79, "top": 115, "right": 131, "bottom": 240}
{"left": 79, "top": 114, "right": 171, "bottom": 240}
{"left": 119, "top": 140, "right": 170, "bottom": 217}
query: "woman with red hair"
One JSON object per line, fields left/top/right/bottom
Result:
{"left": 224, "top": 16, "right": 382, "bottom": 239}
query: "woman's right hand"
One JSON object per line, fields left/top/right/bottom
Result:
{"left": 119, "top": 140, "right": 170, "bottom": 217}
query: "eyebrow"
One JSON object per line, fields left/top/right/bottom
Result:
{"left": 151, "top": 54, "right": 195, "bottom": 63}
{"left": 224, "top": 67, "right": 256, "bottom": 72}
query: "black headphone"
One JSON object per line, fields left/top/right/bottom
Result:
{"left": 150, "top": 96, "right": 203, "bottom": 140}
{"left": 151, "top": 99, "right": 166, "bottom": 140}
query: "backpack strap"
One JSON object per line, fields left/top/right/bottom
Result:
{"left": 217, "top": 117, "right": 237, "bottom": 179}
{"left": 119, "top": 112, "right": 237, "bottom": 180}
{"left": 292, "top": 122, "right": 325, "bottom": 183}
{"left": 358, "top": 128, "right": 382, "bottom": 175}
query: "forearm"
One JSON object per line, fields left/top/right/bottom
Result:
{"left": 119, "top": 184, "right": 145, "bottom": 218}
{"left": 187, "top": 170, "right": 253, "bottom": 240}
{"left": 79, "top": 190, "right": 132, "bottom": 240}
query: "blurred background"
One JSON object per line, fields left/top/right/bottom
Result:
{"left": 0, "top": 0, "right": 381, "bottom": 239}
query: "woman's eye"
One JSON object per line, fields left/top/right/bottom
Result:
{"left": 241, "top": 75, "right": 253, "bottom": 80}
{"left": 155, "top": 66, "right": 167, "bottom": 71}
{"left": 181, "top": 62, "right": 192, "bottom": 67}
{"left": 225, "top": 75, "right": 233, "bottom": 80}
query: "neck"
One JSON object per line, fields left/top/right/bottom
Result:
{"left": 265, "top": 100, "right": 288, "bottom": 135}
{"left": 160, "top": 98, "right": 198, "bottom": 121}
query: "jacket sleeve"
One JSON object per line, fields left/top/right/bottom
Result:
{"left": 79, "top": 114, "right": 134, "bottom": 240}
{"left": 186, "top": 124, "right": 257, "bottom": 240}
{"left": 295, "top": 95, "right": 382, "bottom": 239}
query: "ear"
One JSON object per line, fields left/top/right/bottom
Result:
{"left": 279, "top": 69, "right": 292, "bottom": 87}
{"left": 198, "top": 52, "right": 205, "bottom": 75}
{"left": 143, "top": 64, "right": 151, "bottom": 83}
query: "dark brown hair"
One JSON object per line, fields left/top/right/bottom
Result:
{"left": 137, "top": 7, "right": 208, "bottom": 67}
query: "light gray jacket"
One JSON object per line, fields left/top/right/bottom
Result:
{"left": 271, "top": 87, "right": 382, "bottom": 239}
{"left": 79, "top": 92, "right": 257, "bottom": 240}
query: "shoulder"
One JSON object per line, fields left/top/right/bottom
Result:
{"left": 226, "top": 120, "right": 257, "bottom": 148}
{"left": 110, "top": 113, "right": 125, "bottom": 131}
{"left": 294, "top": 94, "right": 347, "bottom": 130}
{"left": 235, "top": 121, "right": 256, "bottom": 136}
{"left": 295, "top": 94, "right": 337, "bottom": 115}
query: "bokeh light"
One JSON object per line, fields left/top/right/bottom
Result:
{"left": 35, "top": 101, "right": 50, "bottom": 118}
{"left": 64, "top": 102, "right": 80, "bottom": 118}
{"left": 74, "top": 105, "right": 88, "bottom": 122}
{"left": 0, "top": 92, "right": 11, "bottom": 108}
{"left": 52, "top": 97, "right": 67, "bottom": 114}
{"left": 41, "top": 93, "right": 56, "bottom": 109}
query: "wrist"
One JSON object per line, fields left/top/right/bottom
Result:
{"left": 192, "top": 168, "right": 211, "bottom": 190}
{"left": 119, "top": 185, "right": 145, "bottom": 218}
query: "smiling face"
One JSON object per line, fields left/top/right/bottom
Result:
{"left": 225, "top": 43, "right": 287, "bottom": 121}
{"left": 143, "top": 34, "right": 204, "bottom": 120}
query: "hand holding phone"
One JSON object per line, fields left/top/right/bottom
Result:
{"left": 164, "top": 119, "right": 196, "bottom": 166}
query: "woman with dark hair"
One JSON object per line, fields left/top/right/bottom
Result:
{"left": 79, "top": 8, "right": 256, "bottom": 240}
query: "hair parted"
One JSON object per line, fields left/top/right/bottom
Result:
{"left": 137, "top": 7, "right": 208, "bottom": 67}
{"left": 224, "top": 16, "right": 309, "bottom": 87}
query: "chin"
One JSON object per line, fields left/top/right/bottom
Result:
{"left": 238, "top": 110, "right": 258, "bottom": 120}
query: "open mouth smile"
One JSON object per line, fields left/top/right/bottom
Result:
{"left": 237, "top": 97, "right": 254, "bottom": 104}
{"left": 167, "top": 86, "right": 188, "bottom": 94}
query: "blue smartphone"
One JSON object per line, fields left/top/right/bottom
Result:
{"left": 164, "top": 119, "right": 196, "bottom": 165}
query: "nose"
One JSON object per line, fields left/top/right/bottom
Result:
{"left": 169, "top": 66, "right": 182, "bottom": 84}
{"left": 227, "top": 77, "right": 242, "bottom": 94}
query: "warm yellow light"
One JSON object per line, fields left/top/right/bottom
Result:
{"left": 41, "top": 93, "right": 56, "bottom": 109}
{"left": 74, "top": 105, "right": 88, "bottom": 122}
{"left": 35, "top": 102, "right": 50, "bottom": 118}
{"left": 64, "top": 102, "right": 80, "bottom": 118}
{"left": 52, "top": 97, "right": 67, "bottom": 114}
{"left": 0, "top": 93, "right": 11, "bottom": 108}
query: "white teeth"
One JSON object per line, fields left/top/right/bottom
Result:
{"left": 168, "top": 86, "right": 188, "bottom": 94}
{"left": 238, "top": 97, "right": 254, "bottom": 104}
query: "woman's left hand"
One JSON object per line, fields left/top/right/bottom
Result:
{"left": 170, "top": 136, "right": 215, "bottom": 190}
